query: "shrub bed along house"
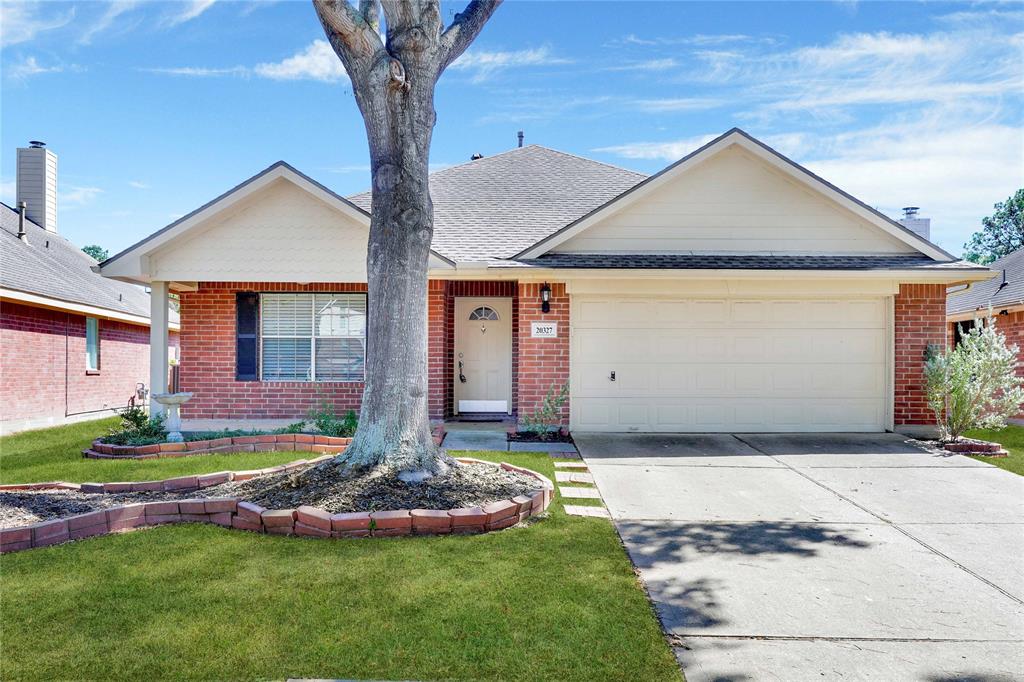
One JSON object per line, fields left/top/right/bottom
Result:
{"left": 0, "top": 457, "right": 554, "bottom": 553}
{"left": 84, "top": 434, "right": 354, "bottom": 459}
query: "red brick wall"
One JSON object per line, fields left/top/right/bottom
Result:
{"left": 517, "top": 282, "right": 570, "bottom": 426}
{"left": 894, "top": 284, "right": 947, "bottom": 427}
{"left": 0, "top": 301, "right": 178, "bottom": 429}
{"left": 179, "top": 282, "right": 376, "bottom": 421}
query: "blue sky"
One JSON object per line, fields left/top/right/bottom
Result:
{"left": 1, "top": 0, "right": 1022, "bottom": 257}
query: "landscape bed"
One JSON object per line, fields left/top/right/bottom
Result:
{"left": 0, "top": 456, "right": 554, "bottom": 552}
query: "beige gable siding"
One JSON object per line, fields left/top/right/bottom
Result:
{"left": 149, "top": 179, "right": 369, "bottom": 281}
{"left": 553, "top": 146, "right": 915, "bottom": 255}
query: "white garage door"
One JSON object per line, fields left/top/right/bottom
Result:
{"left": 571, "top": 296, "right": 888, "bottom": 432}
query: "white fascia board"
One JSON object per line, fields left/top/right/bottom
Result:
{"left": 0, "top": 288, "right": 181, "bottom": 330}
{"left": 517, "top": 129, "right": 954, "bottom": 262}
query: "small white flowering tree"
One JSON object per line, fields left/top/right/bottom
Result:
{"left": 924, "top": 315, "right": 1024, "bottom": 441}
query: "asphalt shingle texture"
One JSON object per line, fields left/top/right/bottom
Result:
{"left": 348, "top": 145, "right": 647, "bottom": 262}
{"left": 0, "top": 202, "right": 176, "bottom": 322}
{"left": 947, "top": 248, "right": 1024, "bottom": 314}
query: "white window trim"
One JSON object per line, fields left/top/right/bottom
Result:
{"left": 258, "top": 292, "right": 366, "bottom": 383}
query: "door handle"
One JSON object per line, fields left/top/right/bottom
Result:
{"left": 609, "top": 371, "right": 616, "bottom": 382}
{"left": 459, "top": 360, "right": 467, "bottom": 384}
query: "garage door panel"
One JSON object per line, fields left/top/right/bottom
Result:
{"left": 571, "top": 296, "right": 888, "bottom": 432}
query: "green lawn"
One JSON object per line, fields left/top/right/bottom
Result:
{"left": 0, "top": 420, "right": 680, "bottom": 682}
{"left": 0, "top": 418, "right": 306, "bottom": 484}
{"left": 965, "top": 424, "right": 1024, "bottom": 476}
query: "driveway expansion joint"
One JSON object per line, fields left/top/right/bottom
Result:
{"left": 730, "top": 434, "right": 1024, "bottom": 606}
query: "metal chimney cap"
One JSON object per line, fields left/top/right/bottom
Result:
{"left": 470, "top": 152, "right": 484, "bottom": 160}
{"left": 28, "top": 140, "right": 46, "bottom": 148}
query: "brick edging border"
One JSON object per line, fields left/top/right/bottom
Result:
{"left": 943, "top": 438, "right": 1009, "bottom": 457}
{"left": 84, "top": 434, "right": 354, "bottom": 459}
{"left": 0, "top": 458, "right": 554, "bottom": 553}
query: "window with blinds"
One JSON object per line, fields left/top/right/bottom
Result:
{"left": 260, "top": 293, "right": 366, "bottom": 381}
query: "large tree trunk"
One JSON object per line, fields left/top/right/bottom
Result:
{"left": 313, "top": 0, "right": 501, "bottom": 480}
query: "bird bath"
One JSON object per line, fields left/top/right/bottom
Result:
{"left": 152, "top": 392, "right": 193, "bottom": 442}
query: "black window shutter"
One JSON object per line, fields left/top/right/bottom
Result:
{"left": 236, "top": 292, "right": 259, "bottom": 381}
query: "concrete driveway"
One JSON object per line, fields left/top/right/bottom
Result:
{"left": 576, "top": 433, "right": 1024, "bottom": 682}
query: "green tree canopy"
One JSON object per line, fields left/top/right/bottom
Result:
{"left": 82, "top": 244, "right": 109, "bottom": 261}
{"left": 963, "top": 189, "right": 1023, "bottom": 264}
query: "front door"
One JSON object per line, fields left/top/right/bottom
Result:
{"left": 455, "top": 297, "right": 513, "bottom": 414}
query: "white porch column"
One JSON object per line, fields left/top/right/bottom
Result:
{"left": 149, "top": 280, "right": 170, "bottom": 416}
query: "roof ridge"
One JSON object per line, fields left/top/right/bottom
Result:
{"left": 537, "top": 146, "right": 648, "bottom": 179}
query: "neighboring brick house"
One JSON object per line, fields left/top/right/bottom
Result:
{"left": 0, "top": 143, "right": 178, "bottom": 434}
{"left": 947, "top": 248, "right": 1024, "bottom": 420}
{"left": 99, "top": 128, "right": 993, "bottom": 436}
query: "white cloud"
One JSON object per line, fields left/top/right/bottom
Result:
{"left": 610, "top": 33, "right": 759, "bottom": 47}
{"left": 163, "top": 0, "right": 216, "bottom": 27}
{"left": 140, "top": 40, "right": 348, "bottom": 83}
{"left": 79, "top": 0, "right": 138, "bottom": 45}
{"left": 4, "top": 56, "right": 71, "bottom": 80}
{"left": 593, "top": 134, "right": 719, "bottom": 161}
{"left": 254, "top": 40, "right": 348, "bottom": 82}
{"left": 0, "top": 1, "right": 74, "bottom": 47}
{"left": 141, "top": 65, "right": 249, "bottom": 77}
{"left": 635, "top": 97, "right": 725, "bottom": 112}
{"left": 128, "top": 180, "right": 150, "bottom": 189}
{"left": 450, "top": 47, "right": 570, "bottom": 83}
{"left": 61, "top": 186, "right": 104, "bottom": 208}
{"left": 606, "top": 58, "right": 680, "bottom": 72}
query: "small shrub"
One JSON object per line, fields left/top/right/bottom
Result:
{"left": 277, "top": 421, "right": 307, "bottom": 434}
{"left": 520, "top": 382, "right": 569, "bottom": 440}
{"left": 924, "top": 315, "right": 1024, "bottom": 441}
{"left": 104, "top": 405, "right": 167, "bottom": 446}
{"left": 308, "top": 400, "right": 358, "bottom": 438}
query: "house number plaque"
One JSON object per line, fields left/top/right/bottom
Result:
{"left": 531, "top": 322, "right": 558, "bottom": 338}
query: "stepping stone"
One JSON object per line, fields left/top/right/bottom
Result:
{"left": 559, "top": 486, "right": 601, "bottom": 499}
{"left": 555, "top": 471, "right": 594, "bottom": 484}
{"left": 554, "top": 462, "right": 589, "bottom": 469}
{"left": 564, "top": 505, "right": 611, "bottom": 518}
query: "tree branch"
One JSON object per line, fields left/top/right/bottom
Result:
{"left": 358, "top": 0, "right": 380, "bottom": 32}
{"left": 438, "top": 0, "right": 502, "bottom": 74}
{"left": 313, "top": 0, "right": 384, "bottom": 64}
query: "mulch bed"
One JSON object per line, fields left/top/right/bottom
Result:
{"left": 507, "top": 431, "right": 574, "bottom": 444}
{"left": 0, "top": 461, "right": 542, "bottom": 529}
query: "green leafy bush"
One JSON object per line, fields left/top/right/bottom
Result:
{"left": 925, "top": 315, "right": 1024, "bottom": 441}
{"left": 308, "top": 400, "right": 358, "bottom": 438}
{"left": 103, "top": 405, "right": 167, "bottom": 446}
{"left": 519, "top": 382, "right": 569, "bottom": 440}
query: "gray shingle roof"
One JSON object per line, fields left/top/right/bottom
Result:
{"left": 0, "top": 202, "right": 177, "bottom": 324}
{"left": 947, "top": 248, "right": 1024, "bottom": 315}
{"left": 494, "top": 254, "right": 990, "bottom": 271}
{"left": 348, "top": 145, "right": 647, "bottom": 261}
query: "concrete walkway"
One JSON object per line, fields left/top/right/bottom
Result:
{"left": 576, "top": 432, "right": 1024, "bottom": 681}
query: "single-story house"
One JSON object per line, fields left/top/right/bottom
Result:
{"left": 1, "top": 142, "right": 179, "bottom": 434}
{"left": 98, "top": 128, "right": 993, "bottom": 435}
{"left": 947, "top": 247, "right": 1023, "bottom": 419}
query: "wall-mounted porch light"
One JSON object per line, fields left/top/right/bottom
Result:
{"left": 540, "top": 282, "right": 551, "bottom": 313}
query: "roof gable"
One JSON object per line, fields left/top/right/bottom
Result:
{"left": 101, "top": 162, "right": 453, "bottom": 282}
{"left": 517, "top": 129, "right": 955, "bottom": 261}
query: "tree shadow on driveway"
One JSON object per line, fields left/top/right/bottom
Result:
{"left": 616, "top": 520, "right": 873, "bottom": 631}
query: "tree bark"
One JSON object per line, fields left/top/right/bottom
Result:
{"left": 313, "top": 0, "right": 501, "bottom": 480}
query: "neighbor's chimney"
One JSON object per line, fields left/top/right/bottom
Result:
{"left": 517, "top": 130, "right": 524, "bottom": 148}
{"left": 16, "top": 140, "right": 57, "bottom": 233}
{"left": 898, "top": 206, "right": 930, "bottom": 241}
